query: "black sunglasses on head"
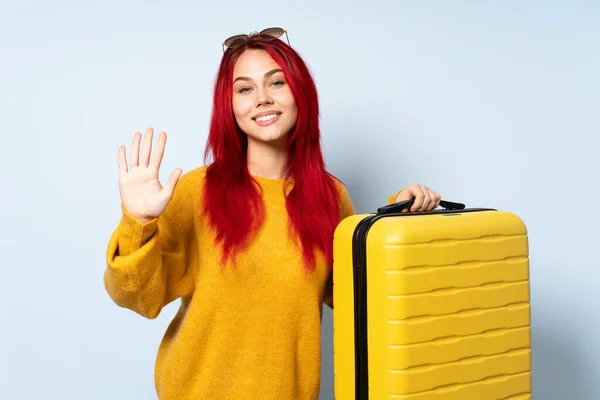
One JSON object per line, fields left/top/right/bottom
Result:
{"left": 222, "top": 27, "right": 290, "bottom": 52}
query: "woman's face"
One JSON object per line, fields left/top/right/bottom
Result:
{"left": 231, "top": 49, "right": 298, "bottom": 147}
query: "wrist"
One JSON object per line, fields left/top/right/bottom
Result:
{"left": 121, "top": 203, "right": 156, "bottom": 225}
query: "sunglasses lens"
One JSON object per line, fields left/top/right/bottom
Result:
{"left": 260, "top": 28, "right": 284, "bottom": 39}
{"left": 224, "top": 34, "right": 248, "bottom": 48}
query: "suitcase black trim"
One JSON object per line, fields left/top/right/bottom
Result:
{"left": 351, "top": 206, "right": 495, "bottom": 400}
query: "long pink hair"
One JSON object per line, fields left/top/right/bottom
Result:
{"left": 202, "top": 35, "right": 342, "bottom": 272}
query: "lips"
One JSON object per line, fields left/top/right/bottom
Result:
{"left": 251, "top": 110, "right": 283, "bottom": 127}
{"left": 254, "top": 113, "right": 282, "bottom": 127}
{"left": 255, "top": 113, "right": 280, "bottom": 123}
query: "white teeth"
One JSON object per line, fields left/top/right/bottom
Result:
{"left": 256, "top": 114, "right": 279, "bottom": 123}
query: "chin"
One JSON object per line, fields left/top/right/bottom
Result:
{"left": 248, "top": 126, "right": 290, "bottom": 144}
{"left": 239, "top": 117, "right": 296, "bottom": 147}
{"left": 252, "top": 133, "right": 289, "bottom": 145}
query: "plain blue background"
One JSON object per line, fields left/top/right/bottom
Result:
{"left": 1, "top": 0, "right": 598, "bottom": 399}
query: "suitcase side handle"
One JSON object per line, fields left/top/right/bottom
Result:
{"left": 377, "top": 199, "right": 466, "bottom": 215}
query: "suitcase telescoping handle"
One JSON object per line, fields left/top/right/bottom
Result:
{"left": 377, "top": 199, "right": 466, "bottom": 215}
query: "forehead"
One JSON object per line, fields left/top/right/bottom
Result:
{"left": 232, "top": 49, "right": 282, "bottom": 79}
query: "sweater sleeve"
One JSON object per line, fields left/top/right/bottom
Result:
{"left": 103, "top": 177, "right": 197, "bottom": 319}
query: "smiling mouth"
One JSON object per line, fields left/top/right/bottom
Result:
{"left": 253, "top": 113, "right": 281, "bottom": 123}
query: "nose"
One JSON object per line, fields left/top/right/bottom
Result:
{"left": 255, "top": 87, "right": 274, "bottom": 107}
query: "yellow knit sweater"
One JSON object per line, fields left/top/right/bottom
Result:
{"left": 104, "top": 165, "right": 399, "bottom": 399}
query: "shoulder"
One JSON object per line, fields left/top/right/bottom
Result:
{"left": 169, "top": 165, "right": 208, "bottom": 203}
{"left": 328, "top": 173, "right": 355, "bottom": 219}
{"left": 328, "top": 174, "right": 350, "bottom": 200}
{"left": 162, "top": 165, "right": 208, "bottom": 226}
{"left": 177, "top": 165, "right": 208, "bottom": 189}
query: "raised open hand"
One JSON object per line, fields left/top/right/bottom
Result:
{"left": 117, "top": 127, "right": 182, "bottom": 223}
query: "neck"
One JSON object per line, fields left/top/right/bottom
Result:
{"left": 246, "top": 137, "right": 290, "bottom": 180}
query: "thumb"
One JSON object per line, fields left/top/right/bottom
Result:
{"left": 163, "top": 168, "right": 183, "bottom": 198}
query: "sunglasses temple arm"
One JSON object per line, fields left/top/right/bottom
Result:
{"left": 284, "top": 30, "right": 290, "bottom": 47}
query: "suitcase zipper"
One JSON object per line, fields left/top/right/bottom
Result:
{"left": 352, "top": 214, "right": 379, "bottom": 400}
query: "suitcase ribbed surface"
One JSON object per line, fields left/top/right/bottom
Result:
{"left": 369, "top": 212, "right": 531, "bottom": 399}
{"left": 333, "top": 209, "right": 531, "bottom": 400}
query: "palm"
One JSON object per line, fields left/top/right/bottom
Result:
{"left": 118, "top": 128, "right": 182, "bottom": 223}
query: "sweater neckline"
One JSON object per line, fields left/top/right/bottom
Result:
{"left": 250, "top": 174, "right": 294, "bottom": 194}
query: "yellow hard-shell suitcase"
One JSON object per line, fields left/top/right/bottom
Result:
{"left": 332, "top": 200, "right": 531, "bottom": 400}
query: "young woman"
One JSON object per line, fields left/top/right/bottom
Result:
{"left": 104, "top": 28, "right": 441, "bottom": 400}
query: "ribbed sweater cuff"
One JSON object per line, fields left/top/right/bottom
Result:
{"left": 118, "top": 203, "right": 159, "bottom": 255}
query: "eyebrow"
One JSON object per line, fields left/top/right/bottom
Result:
{"left": 233, "top": 68, "right": 283, "bottom": 84}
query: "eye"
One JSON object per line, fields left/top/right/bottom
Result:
{"left": 237, "top": 86, "right": 252, "bottom": 94}
{"left": 270, "top": 80, "right": 285, "bottom": 87}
